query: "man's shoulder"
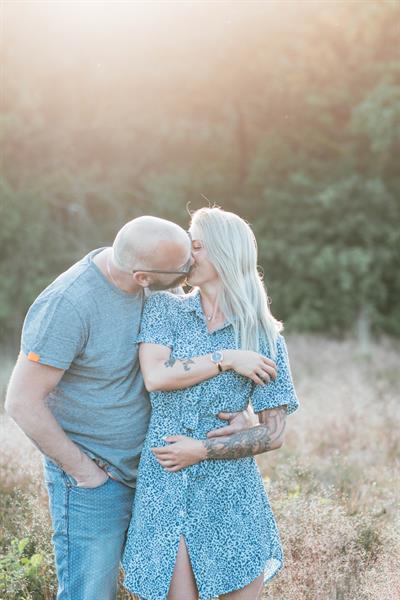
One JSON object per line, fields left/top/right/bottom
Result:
{"left": 24, "top": 272, "right": 90, "bottom": 332}
{"left": 31, "top": 250, "right": 102, "bottom": 312}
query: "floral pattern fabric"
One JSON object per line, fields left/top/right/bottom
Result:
{"left": 122, "top": 289, "right": 299, "bottom": 600}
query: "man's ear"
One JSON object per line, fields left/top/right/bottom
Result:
{"left": 132, "top": 272, "right": 152, "bottom": 288}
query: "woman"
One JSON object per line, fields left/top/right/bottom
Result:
{"left": 122, "top": 207, "right": 299, "bottom": 600}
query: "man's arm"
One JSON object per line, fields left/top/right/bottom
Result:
{"left": 151, "top": 405, "right": 287, "bottom": 471}
{"left": 5, "top": 353, "right": 107, "bottom": 487}
{"left": 202, "top": 406, "right": 287, "bottom": 459}
{"left": 205, "top": 404, "right": 259, "bottom": 438}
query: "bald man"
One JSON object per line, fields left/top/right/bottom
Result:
{"left": 5, "top": 216, "right": 258, "bottom": 600}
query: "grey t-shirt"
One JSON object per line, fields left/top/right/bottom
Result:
{"left": 21, "top": 248, "right": 151, "bottom": 488}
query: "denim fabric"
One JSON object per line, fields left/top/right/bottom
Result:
{"left": 43, "top": 458, "right": 134, "bottom": 600}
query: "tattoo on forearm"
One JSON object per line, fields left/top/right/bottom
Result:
{"left": 163, "top": 355, "right": 195, "bottom": 372}
{"left": 182, "top": 358, "right": 194, "bottom": 371}
{"left": 164, "top": 355, "right": 177, "bottom": 368}
{"left": 203, "top": 406, "right": 287, "bottom": 460}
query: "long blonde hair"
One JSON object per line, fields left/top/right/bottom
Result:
{"left": 190, "top": 207, "right": 282, "bottom": 357}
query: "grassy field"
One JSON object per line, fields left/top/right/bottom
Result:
{"left": 1, "top": 335, "right": 399, "bottom": 599}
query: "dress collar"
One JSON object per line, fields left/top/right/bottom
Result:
{"left": 182, "top": 288, "right": 232, "bottom": 331}
{"left": 181, "top": 288, "right": 204, "bottom": 318}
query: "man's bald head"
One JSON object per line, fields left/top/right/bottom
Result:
{"left": 112, "top": 216, "right": 189, "bottom": 273}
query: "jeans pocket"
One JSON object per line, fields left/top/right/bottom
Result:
{"left": 43, "top": 457, "right": 65, "bottom": 484}
{"left": 44, "top": 456, "right": 110, "bottom": 490}
{"left": 66, "top": 473, "right": 111, "bottom": 491}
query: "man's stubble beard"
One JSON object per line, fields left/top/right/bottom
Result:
{"left": 148, "top": 274, "right": 188, "bottom": 292}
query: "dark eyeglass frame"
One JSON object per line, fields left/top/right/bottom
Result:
{"left": 131, "top": 231, "right": 192, "bottom": 276}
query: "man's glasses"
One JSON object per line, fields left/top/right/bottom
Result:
{"left": 131, "top": 232, "right": 192, "bottom": 276}
{"left": 131, "top": 258, "right": 192, "bottom": 276}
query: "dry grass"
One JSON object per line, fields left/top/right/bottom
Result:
{"left": 1, "top": 335, "right": 399, "bottom": 599}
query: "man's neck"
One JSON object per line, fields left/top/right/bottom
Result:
{"left": 93, "top": 248, "right": 142, "bottom": 294}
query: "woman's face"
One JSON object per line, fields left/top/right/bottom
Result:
{"left": 187, "top": 226, "right": 219, "bottom": 288}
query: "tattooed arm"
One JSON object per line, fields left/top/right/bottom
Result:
{"left": 139, "top": 344, "right": 277, "bottom": 392}
{"left": 202, "top": 406, "right": 287, "bottom": 459}
{"left": 151, "top": 405, "right": 287, "bottom": 471}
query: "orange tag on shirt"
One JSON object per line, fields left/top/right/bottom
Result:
{"left": 27, "top": 351, "right": 40, "bottom": 362}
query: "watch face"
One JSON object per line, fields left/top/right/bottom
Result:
{"left": 211, "top": 350, "right": 223, "bottom": 363}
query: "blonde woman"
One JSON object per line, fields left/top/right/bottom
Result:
{"left": 122, "top": 207, "right": 299, "bottom": 600}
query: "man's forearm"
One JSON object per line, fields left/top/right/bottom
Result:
{"left": 5, "top": 354, "right": 105, "bottom": 486}
{"left": 202, "top": 406, "right": 287, "bottom": 460}
{"left": 8, "top": 399, "right": 93, "bottom": 478}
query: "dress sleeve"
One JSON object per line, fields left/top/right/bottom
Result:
{"left": 136, "top": 292, "right": 176, "bottom": 348}
{"left": 251, "top": 334, "right": 299, "bottom": 415}
{"left": 21, "top": 294, "right": 87, "bottom": 370}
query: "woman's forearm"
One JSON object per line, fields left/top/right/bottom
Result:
{"left": 140, "top": 345, "right": 277, "bottom": 392}
{"left": 142, "top": 352, "right": 222, "bottom": 392}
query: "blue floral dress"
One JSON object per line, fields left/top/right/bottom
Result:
{"left": 122, "top": 289, "right": 299, "bottom": 600}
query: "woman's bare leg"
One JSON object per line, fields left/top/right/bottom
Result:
{"left": 167, "top": 536, "right": 199, "bottom": 600}
{"left": 220, "top": 572, "right": 264, "bottom": 600}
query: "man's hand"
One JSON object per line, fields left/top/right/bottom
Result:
{"left": 71, "top": 458, "right": 110, "bottom": 488}
{"left": 152, "top": 435, "right": 206, "bottom": 472}
{"left": 5, "top": 353, "right": 109, "bottom": 487}
{"left": 206, "top": 404, "right": 259, "bottom": 439}
{"left": 152, "top": 405, "right": 287, "bottom": 470}
{"left": 203, "top": 406, "right": 287, "bottom": 460}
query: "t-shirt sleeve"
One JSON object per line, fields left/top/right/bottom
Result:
{"left": 136, "top": 292, "right": 175, "bottom": 348}
{"left": 21, "top": 294, "right": 87, "bottom": 370}
{"left": 251, "top": 334, "right": 299, "bottom": 415}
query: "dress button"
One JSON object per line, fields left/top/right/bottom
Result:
{"left": 179, "top": 509, "right": 186, "bottom": 518}
{"left": 182, "top": 472, "right": 187, "bottom": 481}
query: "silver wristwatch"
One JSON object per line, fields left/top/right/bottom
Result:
{"left": 211, "top": 350, "right": 224, "bottom": 373}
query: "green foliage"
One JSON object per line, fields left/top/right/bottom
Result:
{"left": 1, "top": 1, "right": 399, "bottom": 342}
{"left": 0, "top": 537, "right": 45, "bottom": 598}
{"left": 0, "top": 481, "right": 56, "bottom": 599}
{"left": 253, "top": 175, "right": 400, "bottom": 335}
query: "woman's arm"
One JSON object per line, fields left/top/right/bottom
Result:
{"left": 151, "top": 406, "right": 287, "bottom": 471}
{"left": 139, "top": 343, "right": 277, "bottom": 392}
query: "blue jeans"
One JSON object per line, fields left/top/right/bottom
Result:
{"left": 43, "top": 458, "right": 135, "bottom": 600}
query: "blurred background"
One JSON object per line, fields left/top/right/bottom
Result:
{"left": 1, "top": 0, "right": 399, "bottom": 348}
{"left": 1, "top": 1, "right": 400, "bottom": 599}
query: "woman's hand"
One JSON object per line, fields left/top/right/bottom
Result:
{"left": 222, "top": 349, "right": 277, "bottom": 385}
{"left": 151, "top": 435, "right": 207, "bottom": 472}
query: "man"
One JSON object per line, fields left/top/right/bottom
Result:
{"left": 5, "top": 216, "right": 277, "bottom": 600}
